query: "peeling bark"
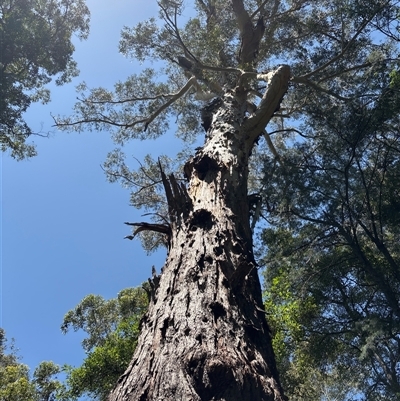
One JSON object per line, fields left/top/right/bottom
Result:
{"left": 109, "top": 68, "right": 290, "bottom": 401}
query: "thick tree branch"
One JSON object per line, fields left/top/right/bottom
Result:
{"left": 143, "top": 76, "right": 197, "bottom": 130}
{"left": 232, "top": 0, "right": 265, "bottom": 64}
{"left": 244, "top": 65, "right": 291, "bottom": 140}
{"left": 231, "top": 0, "right": 252, "bottom": 33}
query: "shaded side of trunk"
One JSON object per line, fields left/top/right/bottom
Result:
{"left": 109, "top": 89, "right": 287, "bottom": 401}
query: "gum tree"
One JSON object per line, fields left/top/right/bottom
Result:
{"left": 0, "top": 0, "right": 89, "bottom": 159}
{"left": 56, "top": 0, "right": 400, "bottom": 399}
{"left": 59, "top": 287, "right": 148, "bottom": 401}
{"left": 261, "top": 78, "right": 400, "bottom": 400}
{"left": 0, "top": 329, "right": 63, "bottom": 401}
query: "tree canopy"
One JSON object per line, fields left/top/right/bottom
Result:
{"left": 56, "top": 0, "right": 400, "bottom": 225}
{"left": 0, "top": 328, "right": 63, "bottom": 401}
{"left": 262, "top": 76, "right": 400, "bottom": 401}
{"left": 0, "top": 0, "right": 90, "bottom": 159}
{"left": 59, "top": 286, "right": 148, "bottom": 401}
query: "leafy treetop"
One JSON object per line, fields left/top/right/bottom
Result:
{"left": 56, "top": 0, "right": 400, "bottom": 251}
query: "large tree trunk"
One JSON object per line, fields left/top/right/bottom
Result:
{"left": 109, "top": 69, "right": 290, "bottom": 401}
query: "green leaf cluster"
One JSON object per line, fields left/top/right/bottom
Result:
{"left": 0, "top": 328, "right": 63, "bottom": 401}
{"left": 0, "top": 285, "right": 148, "bottom": 401}
{"left": 60, "top": 287, "right": 148, "bottom": 401}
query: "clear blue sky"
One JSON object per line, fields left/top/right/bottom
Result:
{"left": 1, "top": 0, "right": 178, "bottom": 372}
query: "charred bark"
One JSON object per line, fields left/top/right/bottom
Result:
{"left": 109, "top": 68, "right": 290, "bottom": 401}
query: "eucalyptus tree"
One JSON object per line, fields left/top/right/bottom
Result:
{"left": 56, "top": 0, "right": 400, "bottom": 399}
{"left": 261, "top": 75, "right": 400, "bottom": 400}
{"left": 59, "top": 287, "right": 148, "bottom": 401}
{"left": 0, "top": 0, "right": 89, "bottom": 159}
{"left": 0, "top": 329, "right": 63, "bottom": 401}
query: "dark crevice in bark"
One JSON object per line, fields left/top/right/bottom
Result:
{"left": 190, "top": 209, "right": 214, "bottom": 230}
{"left": 201, "top": 97, "right": 223, "bottom": 133}
{"left": 209, "top": 301, "right": 226, "bottom": 321}
{"left": 194, "top": 155, "right": 220, "bottom": 181}
{"left": 143, "top": 267, "right": 160, "bottom": 304}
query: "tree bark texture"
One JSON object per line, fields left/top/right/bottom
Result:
{"left": 109, "top": 68, "right": 290, "bottom": 401}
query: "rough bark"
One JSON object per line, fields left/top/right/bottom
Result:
{"left": 109, "top": 67, "right": 290, "bottom": 401}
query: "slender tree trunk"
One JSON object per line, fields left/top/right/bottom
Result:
{"left": 109, "top": 76, "right": 289, "bottom": 401}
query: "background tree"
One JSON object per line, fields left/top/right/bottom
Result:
{"left": 59, "top": 286, "right": 148, "bottom": 401}
{"left": 55, "top": 0, "right": 400, "bottom": 399}
{"left": 0, "top": 0, "right": 90, "bottom": 159}
{"left": 261, "top": 76, "right": 400, "bottom": 400}
{"left": 0, "top": 328, "right": 63, "bottom": 401}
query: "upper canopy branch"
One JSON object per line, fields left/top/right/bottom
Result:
{"left": 142, "top": 76, "right": 197, "bottom": 130}
{"left": 249, "top": 0, "right": 269, "bottom": 19}
{"left": 54, "top": 76, "right": 199, "bottom": 132}
{"left": 76, "top": 92, "right": 175, "bottom": 105}
{"left": 292, "top": 76, "right": 351, "bottom": 101}
{"left": 231, "top": 0, "right": 253, "bottom": 32}
{"left": 231, "top": 0, "right": 265, "bottom": 65}
{"left": 292, "top": 56, "right": 396, "bottom": 100}
{"left": 298, "top": 7, "right": 383, "bottom": 80}
{"left": 159, "top": 1, "right": 199, "bottom": 63}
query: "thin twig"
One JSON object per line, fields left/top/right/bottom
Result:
{"left": 299, "top": 12, "right": 378, "bottom": 80}
{"left": 292, "top": 76, "right": 351, "bottom": 101}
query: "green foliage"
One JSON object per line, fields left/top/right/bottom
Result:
{"left": 0, "top": 0, "right": 90, "bottom": 159}
{"left": 0, "top": 328, "right": 63, "bottom": 401}
{"left": 32, "top": 361, "right": 64, "bottom": 401}
{"left": 264, "top": 259, "right": 318, "bottom": 365}
{"left": 0, "top": 364, "right": 36, "bottom": 401}
{"left": 60, "top": 287, "right": 148, "bottom": 401}
{"left": 262, "top": 80, "right": 400, "bottom": 400}
{"left": 0, "top": 286, "right": 148, "bottom": 401}
{"left": 56, "top": 0, "right": 400, "bottom": 216}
